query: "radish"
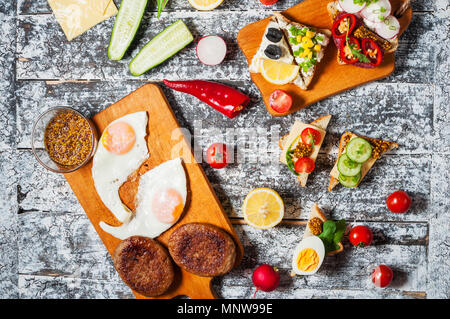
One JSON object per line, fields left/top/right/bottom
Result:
{"left": 375, "top": 15, "right": 400, "bottom": 39}
{"left": 252, "top": 264, "right": 280, "bottom": 297}
{"left": 338, "top": 0, "right": 366, "bottom": 13}
{"left": 363, "top": 17, "right": 379, "bottom": 30}
{"left": 196, "top": 35, "right": 227, "bottom": 66}
{"left": 361, "top": 0, "right": 391, "bottom": 23}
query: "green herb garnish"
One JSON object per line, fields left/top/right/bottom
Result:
{"left": 286, "top": 135, "right": 302, "bottom": 176}
{"left": 318, "top": 219, "right": 346, "bottom": 255}
{"left": 156, "top": 0, "right": 169, "bottom": 18}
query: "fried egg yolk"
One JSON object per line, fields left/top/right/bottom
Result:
{"left": 102, "top": 121, "right": 136, "bottom": 155}
{"left": 151, "top": 188, "right": 184, "bottom": 224}
{"left": 296, "top": 248, "right": 319, "bottom": 272}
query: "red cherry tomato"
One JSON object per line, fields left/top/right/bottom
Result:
{"left": 349, "top": 225, "right": 373, "bottom": 247}
{"left": 300, "top": 128, "right": 321, "bottom": 146}
{"left": 372, "top": 265, "right": 393, "bottom": 288}
{"left": 206, "top": 143, "right": 229, "bottom": 169}
{"left": 259, "top": 0, "right": 279, "bottom": 5}
{"left": 386, "top": 191, "right": 411, "bottom": 214}
{"left": 294, "top": 157, "right": 315, "bottom": 174}
{"left": 269, "top": 89, "right": 292, "bottom": 113}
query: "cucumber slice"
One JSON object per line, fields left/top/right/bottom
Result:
{"left": 108, "top": 0, "right": 148, "bottom": 61}
{"left": 129, "top": 20, "right": 194, "bottom": 76}
{"left": 339, "top": 172, "right": 361, "bottom": 188}
{"left": 337, "top": 153, "right": 362, "bottom": 177}
{"left": 346, "top": 137, "right": 372, "bottom": 163}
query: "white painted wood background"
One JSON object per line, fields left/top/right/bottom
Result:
{"left": 0, "top": 0, "right": 449, "bottom": 299}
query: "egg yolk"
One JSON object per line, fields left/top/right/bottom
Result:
{"left": 102, "top": 121, "right": 136, "bottom": 155}
{"left": 151, "top": 188, "right": 184, "bottom": 224}
{"left": 296, "top": 248, "right": 319, "bottom": 272}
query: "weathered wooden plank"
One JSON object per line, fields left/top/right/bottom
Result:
{"left": 0, "top": 0, "right": 14, "bottom": 15}
{"left": 0, "top": 15, "right": 16, "bottom": 150}
{"left": 427, "top": 154, "right": 450, "bottom": 298}
{"left": 15, "top": 10, "right": 440, "bottom": 84}
{"left": 17, "top": 208, "right": 427, "bottom": 297}
{"left": 15, "top": 80, "right": 434, "bottom": 153}
{"left": 433, "top": 85, "right": 450, "bottom": 153}
{"left": 16, "top": 0, "right": 436, "bottom": 15}
{"left": 0, "top": 149, "right": 19, "bottom": 298}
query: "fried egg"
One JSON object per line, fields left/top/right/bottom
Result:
{"left": 92, "top": 111, "right": 149, "bottom": 223}
{"left": 99, "top": 158, "right": 187, "bottom": 240}
{"left": 291, "top": 236, "right": 325, "bottom": 275}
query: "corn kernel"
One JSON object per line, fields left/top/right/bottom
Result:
{"left": 302, "top": 36, "right": 310, "bottom": 43}
{"left": 308, "top": 52, "right": 313, "bottom": 59}
{"left": 296, "top": 35, "right": 303, "bottom": 43}
{"left": 305, "top": 40, "right": 314, "bottom": 48}
{"left": 314, "top": 44, "right": 322, "bottom": 52}
{"left": 306, "top": 30, "right": 315, "bottom": 38}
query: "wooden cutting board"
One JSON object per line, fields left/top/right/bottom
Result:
{"left": 237, "top": 0, "right": 412, "bottom": 117}
{"left": 63, "top": 84, "right": 243, "bottom": 299}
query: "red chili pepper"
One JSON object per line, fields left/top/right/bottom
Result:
{"left": 361, "top": 38, "right": 383, "bottom": 67}
{"left": 332, "top": 13, "right": 357, "bottom": 39}
{"left": 339, "top": 36, "right": 360, "bottom": 64}
{"left": 163, "top": 80, "right": 250, "bottom": 119}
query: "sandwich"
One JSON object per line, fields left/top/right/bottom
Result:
{"left": 303, "top": 203, "right": 344, "bottom": 256}
{"left": 279, "top": 115, "right": 332, "bottom": 187}
{"left": 327, "top": 1, "right": 401, "bottom": 68}
{"left": 249, "top": 16, "right": 306, "bottom": 89}
{"left": 329, "top": 131, "right": 398, "bottom": 191}
{"left": 274, "top": 12, "right": 331, "bottom": 89}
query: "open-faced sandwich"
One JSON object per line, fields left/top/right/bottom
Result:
{"left": 291, "top": 203, "right": 345, "bottom": 276}
{"left": 279, "top": 115, "right": 332, "bottom": 187}
{"left": 328, "top": 0, "right": 401, "bottom": 68}
{"left": 249, "top": 14, "right": 331, "bottom": 89}
{"left": 329, "top": 131, "right": 399, "bottom": 191}
{"left": 274, "top": 13, "right": 331, "bottom": 89}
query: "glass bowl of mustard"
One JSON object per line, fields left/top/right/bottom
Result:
{"left": 32, "top": 107, "right": 98, "bottom": 173}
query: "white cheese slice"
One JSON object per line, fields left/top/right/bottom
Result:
{"left": 280, "top": 121, "right": 327, "bottom": 165}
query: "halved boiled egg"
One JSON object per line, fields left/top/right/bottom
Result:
{"left": 291, "top": 236, "right": 325, "bottom": 275}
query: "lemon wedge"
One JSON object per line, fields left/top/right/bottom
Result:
{"left": 259, "top": 58, "right": 300, "bottom": 85}
{"left": 242, "top": 188, "right": 284, "bottom": 229}
{"left": 188, "top": 0, "right": 224, "bottom": 11}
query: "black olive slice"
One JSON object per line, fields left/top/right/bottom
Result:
{"left": 264, "top": 45, "right": 282, "bottom": 60}
{"left": 266, "top": 28, "right": 283, "bottom": 43}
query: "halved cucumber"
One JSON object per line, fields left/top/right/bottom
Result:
{"left": 129, "top": 20, "right": 193, "bottom": 76}
{"left": 346, "top": 137, "right": 372, "bottom": 163}
{"left": 108, "top": 0, "right": 148, "bottom": 61}
{"left": 337, "top": 153, "right": 362, "bottom": 177}
{"left": 339, "top": 172, "right": 361, "bottom": 188}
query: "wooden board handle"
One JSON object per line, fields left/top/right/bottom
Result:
{"left": 395, "top": 0, "right": 412, "bottom": 18}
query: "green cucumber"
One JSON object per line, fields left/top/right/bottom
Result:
{"left": 108, "top": 0, "right": 148, "bottom": 61}
{"left": 339, "top": 172, "right": 361, "bottom": 188}
{"left": 129, "top": 20, "right": 193, "bottom": 76}
{"left": 337, "top": 153, "right": 362, "bottom": 177}
{"left": 346, "top": 137, "right": 372, "bottom": 163}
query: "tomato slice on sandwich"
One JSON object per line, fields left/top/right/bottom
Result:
{"left": 294, "top": 157, "right": 315, "bottom": 174}
{"left": 301, "top": 128, "right": 321, "bottom": 146}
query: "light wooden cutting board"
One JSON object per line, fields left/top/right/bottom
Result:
{"left": 237, "top": 0, "right": 412, "bottom": 116}
{"left": 63, "top": 84, "right": 244, "bottom": 299}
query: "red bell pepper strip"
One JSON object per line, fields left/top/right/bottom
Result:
{"left": 361, "top": 38, "right": 383, "bottom": 67}
{"left": 339, "top": 36, "right": 360, "bottom": 64}
{"left": 332, "top": 13, "right": 357, "bottom": 39}
{"left": 163, "top": 79, "right": 250, "bottom": 119}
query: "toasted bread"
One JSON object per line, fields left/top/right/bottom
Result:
{"left": 328, "top": 131, "right": 399, "bottom": 191}
{"left": 274, "top": 12, "right": 331, "bottom": 89}
{"left": 279, "top": 115, "right": 332, "bottom": 187}
{"left": 303, "top": 203, "right": 343, "bottom": 256}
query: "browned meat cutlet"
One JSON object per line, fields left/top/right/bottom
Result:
{"left": 113, "top": 236, "right": 174, "bottom": 297}
{"left": 168, "top": 223, "right": 236, "bottom": 277}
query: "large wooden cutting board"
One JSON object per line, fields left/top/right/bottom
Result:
{"left": 237, "top": 0, "right": 412, "bottom": 117}
{"left": 63, "top": 84, "right": 243, "bottom": 299}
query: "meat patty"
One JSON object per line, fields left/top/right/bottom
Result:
{"left": 168, "top": 223, "right": 236, "bottom": 277}
{"left": 113, "top": 236, "right": 174, "bottom": 297}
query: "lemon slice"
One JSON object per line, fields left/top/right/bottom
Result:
{"left": 243, "top": 188, "right": 284, "bottom": 229}
{"left": 259, "top": 58, "right": 300, "bottom": 85}
{"left": 188, "top": 0, "right": 224, "bottom": 11}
